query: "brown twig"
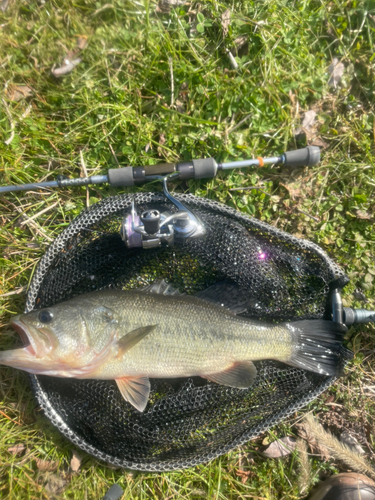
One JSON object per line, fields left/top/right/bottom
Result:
{"left": 2, "top": 97, "right": 15, "bottom": 145}
{"left": 19, "top": 201, "right": 59, "bottom": 226}
{"left": 80, "top": 150, "right": 90, "bottom": 208}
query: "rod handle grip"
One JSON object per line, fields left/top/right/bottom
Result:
{"left": 108, "top": 167, "right": 135, "bottom": 186}
{"left": 283, "top": 146, "right": 320, "bottom": 168}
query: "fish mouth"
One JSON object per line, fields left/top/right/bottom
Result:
{"left": 10, "top": 318, "right": 37, "bottom": 357}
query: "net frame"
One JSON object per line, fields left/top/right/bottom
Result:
{"left": 24, "top": 193, "right": 350, "bottom": 471}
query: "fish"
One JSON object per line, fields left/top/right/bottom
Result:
{"left": 3, "top": 280, "right": 345, "bottom": 412}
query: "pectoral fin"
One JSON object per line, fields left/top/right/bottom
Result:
{"left": 203, "top": 361, "right": 257, "bottom": 388}
{"left": 115, "top": 376, "right": 151, "bottom": 412}
{"left": 117, "top": 324, "right": 157, "bottom": 357}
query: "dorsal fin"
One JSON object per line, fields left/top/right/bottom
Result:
{"left": 140, "top": 279, "right": 183, "bottom": 296}
{"left": 194, "top": 280, "right": 257, "bottom": 314}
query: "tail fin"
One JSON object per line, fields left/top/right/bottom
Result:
{"left": 286, "top": 320, "right": 347, "bottom": 377}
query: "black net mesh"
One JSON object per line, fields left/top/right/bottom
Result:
{"left": 25, "top": 193, "right": 351, "bottom": 471}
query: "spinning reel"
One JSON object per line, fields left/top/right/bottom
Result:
{"left": 120, "top": 177, "right": 205, "bottom": 249}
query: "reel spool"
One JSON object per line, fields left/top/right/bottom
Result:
{"left": 24, "top": 188, "right": 356, "bottom": 471}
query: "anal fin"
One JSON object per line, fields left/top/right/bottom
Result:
{"left": 203, "top": 361, "right": 257, "bottom": 389}
{"left": 115, "top": 376, "right": 151, "bottom": 412}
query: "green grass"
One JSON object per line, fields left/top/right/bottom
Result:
{"left": 0, "top": 0, "right": 375, "bottom": 498}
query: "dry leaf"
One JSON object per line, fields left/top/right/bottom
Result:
{"left": 262, "top": 436, "right": 296, "bottom": 458}
{"left": 7, "top": 85, "right": 33, "bottom": 102}
{"left": 52, "top": 58, "right": 82, "bottom": 77}
{"left": 356, "top": 209, "right": 372, "bottom": 220}
{"left": 280, "top": 181, "right": 302, "bottom": 200}
{"left": 45, "top": 473, "right": 69, "bottom": 496}
{"left": 221, "top": 9, "right": 231, "bottom": 37}
{"left": 157, "top": 0, "right": 186, "bottom": 13}
{"left": 294, "top": 110, "right": 316, "bottom": 135}
{"left": 157, "top": 133, "right": 166, "bottom": 156}
{"left": 295, "top": 422, "right": 331, "bottom": 460}
{"left": 233, "top": 34, "right": 248, "bottom": 51}
{"left": 353, "top": 289, "right": 368, "bottom": 302}
{"left": 70, "top": 449, "right": 82, "bottom": 472}
{"left": 310, "top": 136, "right": 329, "bottom": 148}
{"left": 7, "top": 444, "right": 26, "bottom": 455}
{"left": 76, "top": 36, "right": 88, "bottom": 50}
{"left": 340, "top": 431, "right": 365, "bottom": 455}
{"left": 175, "top": 98, "right": 185, "bottom": 113}
{"left": 235, "top": 468, "right": 253, "bottom": 484}
{"left": 302, "top": 110, "right": 317, "bottom": 130}
{"left": 294, "top": 109, "right": 328, "bottom": 148}
{"left": 328, "top": 57, "right": 345, "bottom": 87}
{"left": 35, "top": 457, "right": 59, "bottom": 472}
{"left": 0, "top": 0, "right": 9, "bottom": 12}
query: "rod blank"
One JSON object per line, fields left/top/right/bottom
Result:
{"left": 0, "top": 147, "right": 320, "bottom": 193}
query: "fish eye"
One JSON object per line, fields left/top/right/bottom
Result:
{"left": 38, "top": 310, "right": 54, "bottom": 324}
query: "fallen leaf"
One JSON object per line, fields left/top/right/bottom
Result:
{"left": 294, "top": 110, "right": 315, "bottom": 135}
{"left": 52, "top": 58, "right": 82, "bottom": 77}
{"left": 232, "top": 34, "right": 249, "bottom": 56}
{"left": 302, "top": 110, "right": 317, "bottom": 130}
{"left": 310, "top": 136, "right": 329, "bottom": 148}
{"left": 235, "top": 468, "right": 254, "bottom": 484}
{"left": 7, "top": 444, "right": 26, "bottom": 455}
{"left": 356, "top": 209, "right": 372, "bottom": 220}
{"left": 221, "top": 9, "right": 231, "bottom": 37}
{"left": 280, "top": 181, "right": 302, "bottom": 200}
{"left": 76, "top": 36, "right": 88, "bottom": 50}
{"left": 340, "top": 430, "right": 365, "bottom": 455}
{"left": 157, "top": 0, "right": 186, "bottom": 13}
{"left": 157, "top": 133, "right": 166, "bottom": 156}
{"left": 353, "top": 289, "right": 368, "bottom": 302}
{"left": 328, "top": 57, "right": 345, "bottom": 87}
{"left": 70, "top": 449, "right": 82, "bottom": 472}
{"left": 294, "top": 109, "right": 328, "bottom": 148}
{"left": 0, "top": 0, "right": 9, "bottom": 12}
{"left": 44, "top": 473, "right": 69, "bottom": 496}
{"left": 6, "top": 85, "right": 33, "bottom": 102}
{"left": 262, "top": 436, "right": 296, "bottom": 458}
{"left": 175, "top": 98, "right": 185, "bottom": 113}
{"left": 35, "top": 457, "right": 59, "bottom": 472}
{"left": 295, "top": 422, "right": 331, "bottom": 460}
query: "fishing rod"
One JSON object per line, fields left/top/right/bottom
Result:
{"left": 0, "top": 146, "right": 320, "bottom": 193}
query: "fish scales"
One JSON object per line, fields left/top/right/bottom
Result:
{"left": 3, "top": 281, "right": 345, "bottom": 411}
{"left": 86, "top": 290, "right": 293, "bottom": 379}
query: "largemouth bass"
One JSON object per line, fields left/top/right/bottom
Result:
{"left": 3, "top": 280, "right": 345, "bottom": 412}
